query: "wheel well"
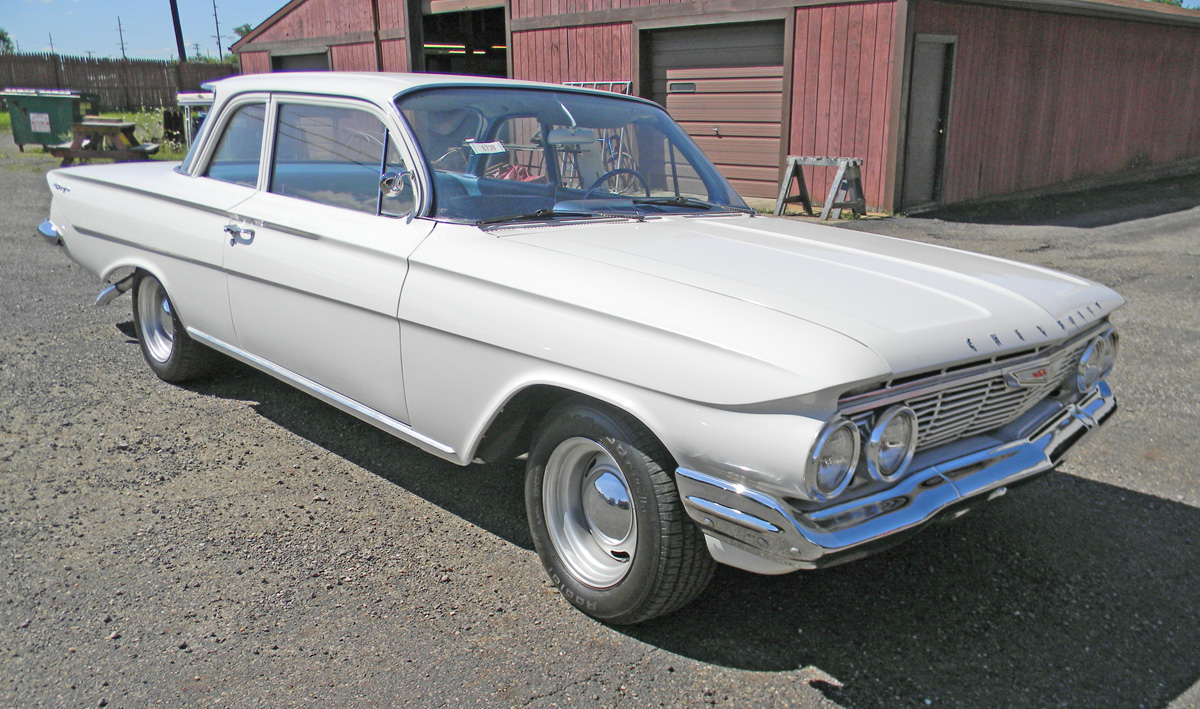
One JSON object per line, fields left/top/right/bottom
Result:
{"left": 472, "top": 384, "right": 574, "bottom": 464}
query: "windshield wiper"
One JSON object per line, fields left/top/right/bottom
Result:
{"left": 476, "top": 208, "right": 644, "bottom": 227}
{"left": 631, "top": 196, "right": 754, "bottom": 214}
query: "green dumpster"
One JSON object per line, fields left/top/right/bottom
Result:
{"left": 2, "top": 88, "right": 100, "bottom": 151}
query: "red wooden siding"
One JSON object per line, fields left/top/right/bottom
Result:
{"left": 381, "top": 39, "right": 408, "bottom": 72}
{"left": 512, "top": 0, "right": 689, "bottom": 21}
{"left": 915, "top": 0, "right": 1200, "bottom": 204}
{"left": 789, "top": 2, "right": 896, "bottom": 211}
{"left": 511, "top": 23, "right": 633, "bottom": 83}
{"left": 253, "top": 0, "right": 378, "bottom": 42}
{"left": 240, "top": 51, "right": 272, "bottom": 74}
{"left": 330, "top": 42, "right": 378, "bottom": 71}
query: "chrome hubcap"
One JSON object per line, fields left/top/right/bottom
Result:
{"left": 543, "top": 438, "right": 636, "bottom": 588}
{"left": 137, "top": 278, "right": 175, "bottom": 363}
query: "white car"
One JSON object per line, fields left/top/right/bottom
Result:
{"left": 39, "top": 73, "right": 1121, "bottom": 624}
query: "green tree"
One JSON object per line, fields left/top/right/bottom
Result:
{"left": 233, "top": 23, "right": 254, "bottom": 38}
{"left": 1147, "top": 0, "right": 1183, "bottom": 6}
{"left": 0, "top": 27, "right": 16, "bottom": 54}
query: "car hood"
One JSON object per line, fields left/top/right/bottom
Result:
{"left": 502, "top": 214, "right": 1124, "bottom": 376}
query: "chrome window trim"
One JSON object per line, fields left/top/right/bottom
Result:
{"left": 194, "top": 93, "right": 271, "bottom": 183}
{"left": 266, "top": 92, "right": 425, "bottom": 218}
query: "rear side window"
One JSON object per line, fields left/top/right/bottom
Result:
{"left": 271, "top": 103, "right": 405, "bottom": 215}
{"left": 205, "top": 103, "right": 266, "bottom": 187}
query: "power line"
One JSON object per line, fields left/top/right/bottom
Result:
{"left": 48, "top": 32, "right": 55, "bottom": 54}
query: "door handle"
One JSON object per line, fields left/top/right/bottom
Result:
{"left": 224, "top": 224, "right": 255, "bottom": 246}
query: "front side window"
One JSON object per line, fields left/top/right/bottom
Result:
{"left": 271, "top": 103, "right": 411, "bottom": 215}
{"left": 397, "top": 87, "right": 748, "bottom": 223}
{"left": 205, "top": 103, "right": 266, "bottom": 187}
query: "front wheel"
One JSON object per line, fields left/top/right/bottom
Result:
{"left": 526, "top": 399, "right": 715, "bottom": 624}
{"left": 131, "top": 271, "right": 216, "bottom": 382}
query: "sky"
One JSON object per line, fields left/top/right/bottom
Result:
{"left": 2, "top": 0, "right": 288, "bottom": 60}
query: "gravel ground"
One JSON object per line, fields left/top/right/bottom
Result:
{"left": 2, "top": 130, "right": 1198, "bottom": 708}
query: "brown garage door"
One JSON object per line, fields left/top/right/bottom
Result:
{"left": 665, "top": 66, "right": 783, "bottom": 199}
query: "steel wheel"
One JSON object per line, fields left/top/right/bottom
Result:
{"left": 543, "top": 437, "right": 638, "bottom": 588}
{"left": 130, "top": 271, "right": 217, "bottom": 383}
{"left": 526, "top": 399, "right": 716, "bottom": 624}
{"left": 136, "top": 276, "right": 175, "bottom": 363}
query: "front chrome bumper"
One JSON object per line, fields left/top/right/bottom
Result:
{"left": 677, "top": 381, "right": 1117, "bottom": 572}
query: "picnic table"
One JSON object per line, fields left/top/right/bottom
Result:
{"left": 49, "top": 118, "right": 159, "bottom": 167}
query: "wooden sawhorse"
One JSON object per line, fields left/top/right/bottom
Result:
{"left": 774, "top": 156, "right": 867, "bottom": 220}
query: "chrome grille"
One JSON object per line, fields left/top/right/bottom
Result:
{"left": 843, "top": 335, "right": 1092, "bottom": 452}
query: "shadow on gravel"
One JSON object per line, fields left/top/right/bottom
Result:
{"left": 919, "top": 171, "right": 1200, "bottom": 228}
{"left": 624, "top": 473, "right": 1200, "bottom": 707}
{"left": 183, "top": 356, "right": 535, "bottom": 551}
{"left": 179, "top": 352, "right": 1199, "bottom": 708}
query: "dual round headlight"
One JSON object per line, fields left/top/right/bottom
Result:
{"left": 804, "top": 419, "right": 860, "bottom": 502}
{"left": 1076, "top": 328, "right": 1119, "bottom": 393}
{"left": 805, "top": 406, "right": 920, "bottom": 501}
{"left": 865, "top": 406, "right": 919, "bottom": 482}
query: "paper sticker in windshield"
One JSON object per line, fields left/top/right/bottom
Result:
{"left": 469, "top": 141, "right": 506, "bottom": 154}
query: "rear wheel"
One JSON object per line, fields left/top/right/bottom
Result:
{"left": 131, "top": 271, "right": 216, "bottom": 382}
{"left": 526, "top": 399, "right": 715, "bottom": 624}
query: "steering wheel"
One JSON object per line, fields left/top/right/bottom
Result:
{"left": 582, "top": 168, "right": 651, "bottom": 199}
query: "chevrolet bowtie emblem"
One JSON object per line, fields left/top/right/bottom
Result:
{"left": 1004, "top": 364, "right": 1050, "bottom": 388}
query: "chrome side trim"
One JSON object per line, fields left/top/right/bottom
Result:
{"left": 37, "top": 220, "right": 60, "bottom": 245}
{"left": 75, "top": 225, "right": 399, "bottom": 320}
{"left": 678, "top": 380, "right": 1117, "bottom": 572}
{"left": 62, "top": 174, "right": 238, "bottom": 218}
{"left": 186, "top": 328, "right": 455, "bottom": 456}
{"left": 74, "top": 225, "right": 219, "bottom": 272}
{"left": 228, "top": 214, "right": 320, "bottom": 240}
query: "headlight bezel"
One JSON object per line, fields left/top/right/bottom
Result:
{"left": 1076, "top": 326, "right": 1119, "bottom": 393}
{"left": 865, "top": 405, "right": 919, "bottom": 482}
{"left": 804, "top": 417, "right": 861, "bottom": 502}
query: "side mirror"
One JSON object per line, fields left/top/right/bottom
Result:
{"left": 380, "top": 170, "right": 413, "bottom": 197}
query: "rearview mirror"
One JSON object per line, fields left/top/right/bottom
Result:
{"left": 546, "top": 128, "right": 597, "bottom": 146}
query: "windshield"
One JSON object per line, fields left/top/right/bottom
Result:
{"left": 395, "top": 86, "right": 749, "bottom": 223}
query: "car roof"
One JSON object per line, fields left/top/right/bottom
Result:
{"left": 206, "top": 71, "right": 610, "bottom": 107}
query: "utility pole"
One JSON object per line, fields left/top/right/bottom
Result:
{"left": 117, "top": 17, "right": 128, "bottom": 60}
{"left": 169, "top": 0, "right": 187, "bottom": 62}
{"left": 48, "top": 32, "right": 55, "bottom": 54}
{"left": 211, "top": 0, "right": 223, "bottom": 60}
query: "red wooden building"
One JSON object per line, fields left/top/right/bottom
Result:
{"left": 232, "top": 0, "right": 1200, "bottom": 211}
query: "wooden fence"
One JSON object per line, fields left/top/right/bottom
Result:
{"left": 0, "top": 53, "right": 236, "bottom": 110}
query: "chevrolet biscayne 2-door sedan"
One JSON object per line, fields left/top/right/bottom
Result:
{"left": 39, "top": 73, "right": 1121, "bottom": 624}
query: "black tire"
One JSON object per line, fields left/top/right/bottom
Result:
{"left": 131, "top": 271, "right": 216, "bottom": 383}
{"left": 525, "top": 399, "right": 716, "bottom": 624}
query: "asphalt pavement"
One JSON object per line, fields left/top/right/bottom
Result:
{"left": 2, "top": 131, "right": 1198, "bottom": 708}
